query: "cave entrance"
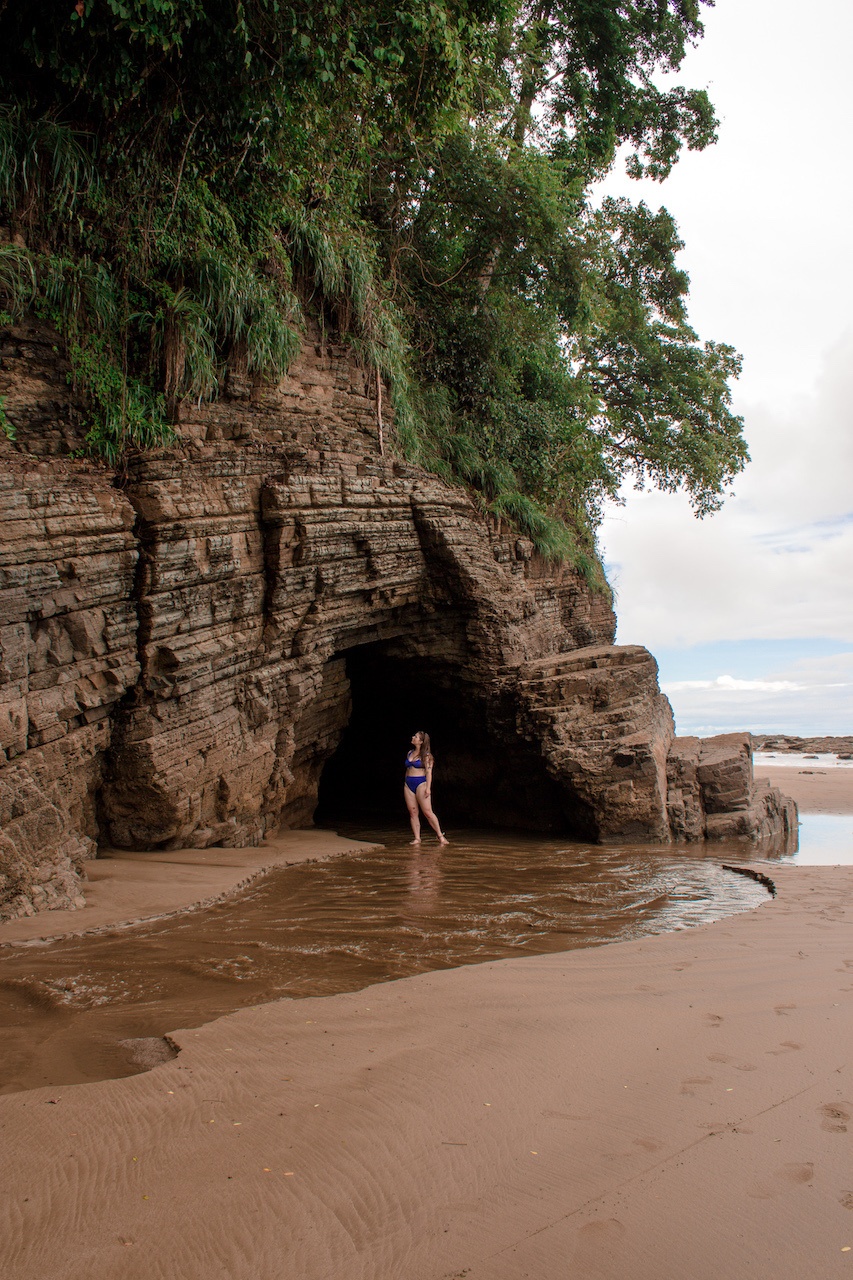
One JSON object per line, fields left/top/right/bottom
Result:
{"left": 314, "top": 642, "right": 595, "bottom": 836}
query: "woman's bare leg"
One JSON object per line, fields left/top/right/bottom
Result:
{"left": 404, "top": 786, "right": 421, "bottom": 844}
{"left": 417, "top": 787, "right": 448, "bottom": 845}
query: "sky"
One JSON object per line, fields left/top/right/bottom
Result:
{"left": 595, "top": 0, "right": 853, "bottom": 737}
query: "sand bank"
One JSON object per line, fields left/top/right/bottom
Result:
{"left": 759, "top": 764, "right": 853, "bottom": 814}
{"left": 0, "top": 830, "right": 380, "bottom": 948}
{"left": 1, "top": 861, "right": 851, "bottom": 1280}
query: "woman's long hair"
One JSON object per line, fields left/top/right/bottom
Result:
{"left": 417, "top": 731, "right": 433, "bottom": 767}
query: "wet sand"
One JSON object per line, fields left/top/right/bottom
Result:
{"left": 2, "top": 861, "right": 851, "bottom": 1280}
{"left": 759, "top": 764, "right": 853, "bottom": 815}
{"left": 0, "top": 833, "right": 770, "bottom": 1093}
{"left": 0, "top": 830, "right": 381, "bottom": 948}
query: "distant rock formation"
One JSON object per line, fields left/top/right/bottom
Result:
{"left": 755, "top": 735, "right": 853, "bottom": 758}
{"left": 0, "top": 320, "right": 797, "bottom": 919}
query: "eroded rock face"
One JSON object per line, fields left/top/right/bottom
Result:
{"left": 0, "top": 459, "right": 139, "bottom": 916}
{"left": 506, "top": 646, "right": 676, "bottom": 842}
{"left": 0, "top": 321, "right": 796, "bottom": 918}
{"left": 667, "top": 733, "right": 797, "bottom": 845}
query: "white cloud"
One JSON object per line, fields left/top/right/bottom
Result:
{"left": 600, "top": 331, "right": 853, "bottom": 651}
{"left": 662, "top": 653, "right": 853, "bottom": 737}
{"left": 662, "top": 677, "right": 804, "bottom": 694}
{"left": 594, "top": 0, "right": 853, "bottom": 684}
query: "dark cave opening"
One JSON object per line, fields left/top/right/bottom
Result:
{"left": 314, "top": 643, "right": 596, "bottom": 837}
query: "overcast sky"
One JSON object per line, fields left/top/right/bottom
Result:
{"left": 596, "top": 0, "right": 853, "bottom": 737}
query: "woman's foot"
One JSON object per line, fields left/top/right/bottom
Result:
{"left": 438, "top": 833, "right": 449, "bottom": 846}
{"left": 409, "top": 837, "right": 421, "bottom": 846}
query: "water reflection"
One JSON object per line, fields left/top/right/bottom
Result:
{"left": 406, "top": 848, "right": 443, "bottom": 914}
{"left": 0, "top": 828, "right": 785, "bottom": 1094}
{"left": 785, "top": 814, "right": 853, "bottom": 865}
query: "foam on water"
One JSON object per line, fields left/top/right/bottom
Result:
{"left": 754, "top": 751, "right": 853, "bottom": 769}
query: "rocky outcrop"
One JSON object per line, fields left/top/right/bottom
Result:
{"left": 667, "top": 732, "right": 797, "bottom": 844}
{"left": 755, "top": 734, "right": 853, "bottom": 758}
{"left": 506, "top": 646, "right": 675, "bottom": 841}
{"left": 0, "top": 319, "right": 797, "bottom": 919}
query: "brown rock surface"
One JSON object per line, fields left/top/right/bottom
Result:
{"left": 0, "top": 458, "right": 139, "bottom": 917}
{"left": 668, "top": 732, "right": 797, "bottom": 844}
{"left": 0, "top": 321, "right": 796, "bottom": 917}
{"left": 507, "top": 645, "right": 675, "bottom": 841}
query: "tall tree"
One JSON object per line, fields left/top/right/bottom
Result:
{"left": 0, "top": 0, "right": 746, "bottom": 560}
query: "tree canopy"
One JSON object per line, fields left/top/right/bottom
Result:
{"left": 0, "top": 0, "right": 747, "bottom": 566}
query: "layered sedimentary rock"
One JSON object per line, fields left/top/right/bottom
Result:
{"left": 666, "top": 732, "right": 796, "bottom": 843}
{"left": 0, "top": 319, "right": 796, "bottom": 919}
{"left": 0, "top": 458, "right": 139, "bottom": 916}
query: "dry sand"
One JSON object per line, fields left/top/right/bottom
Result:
{"left": 1, "top": 859, "right": 851, "bottom": 1280}
{"left": 759, "top": 764, "right": 853, "bottom": 815}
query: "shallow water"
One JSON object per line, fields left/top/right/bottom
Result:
{"left": 0, "top": 827, "right": 784, "bottom": 1094}
{"left": 754, "top": 751, "right": 853, "bottom": 770}
{"left": 784, "top": 813, "right": 853, "bottom": 865}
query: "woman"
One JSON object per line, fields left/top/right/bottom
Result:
{"left": 404, "top": 731, "right": 448, "bottom": 846}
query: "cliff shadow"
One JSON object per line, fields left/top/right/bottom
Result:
{"left": 314, "top": 642, "right": 597, "bottom": 837}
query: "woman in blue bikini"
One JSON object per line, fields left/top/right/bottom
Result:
{"left": 404, "top": 731, "right": 449, "bottom": 846}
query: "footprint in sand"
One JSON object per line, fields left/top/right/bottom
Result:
{"left": 774, "top": 1003, "right": 796, "bottom": 1016}
{"left": 632, "top": 1136, "right": 663, "bottom": 1153}
{"left": 681, "top": 1076, "right": 713, "bottom": 1095}
{"left": 766, "top": 1042, "right": 803, "bottom": 1055}
{"left": 818, "top": 1103, "right": 850, "bottom": 1134}
{"left": 784, "top": 1163, "right": 816, "bottom": 1183}
{"left": 704, "top": 1013, "right": 723, "bottom": 1027}
{"left": 839, "top": 1191, "right": 853, "bottom": 1211}
{"left": 707, "top": 1052, "right": 756, "bottom": 1071}
{"left": 747, "top": 1163, "right": 815, "bottom": 1200}
{"left": 573, "top": 1217, "right": 627, "bottom": 1267}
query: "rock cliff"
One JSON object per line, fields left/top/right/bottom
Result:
{"left": 0, "top": 320, "right": 796, "bottom": 919}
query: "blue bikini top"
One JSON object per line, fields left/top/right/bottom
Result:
{"left": 405, "top": 754, "right": 425, "bottom": 770}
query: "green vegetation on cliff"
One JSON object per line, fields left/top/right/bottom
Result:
{"left": 0, "top": 0, "right": 747, "bottom": 561}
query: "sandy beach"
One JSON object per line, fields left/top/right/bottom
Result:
{"left": 759, "top": 764, "right": 853, "bottom": 815}
{"left": 1, "top": 766, "right": 851, "bottom": 1279}
{"left": 1, "top": 856, "right": 851, "bottom": 1280}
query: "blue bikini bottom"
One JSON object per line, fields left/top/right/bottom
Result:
{"left": 405, "top": 775, "right": 426, "bottom": 794}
